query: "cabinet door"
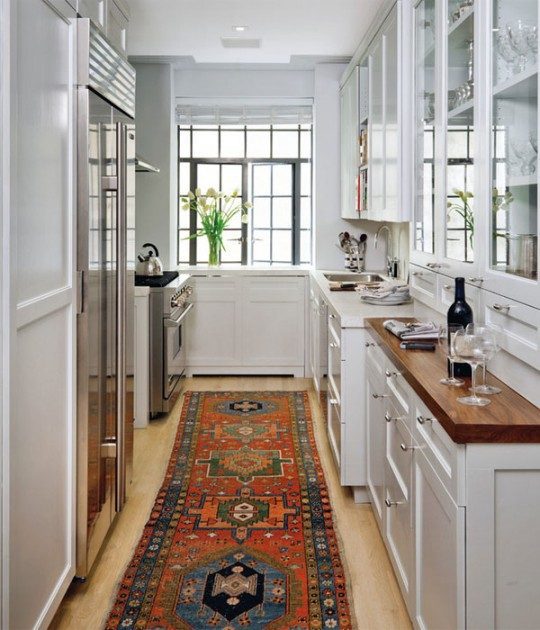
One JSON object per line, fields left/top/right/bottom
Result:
{"left": 106, "top": 0, "right": 128, "bottom": 55}
{"left": 309, "top": 289, "right": 319, "bottom": 391}
{"left": 78, "top": 0, "right": 105, "bottom": 29}
{"left": 186, "top": 276, "right": 243, "bottom": 366}
{"left": 10, "top": 0, "right": 77, "bottom": 626}
{"left": 366, "top": 369, "right": 386, "bottom": 529}
{"left": 383, "top": 6, "right": 399, "bottom": 220}
{"left": 414, "top": 451, "right": 465, "bottom": 630}
{"left": 369, "top": 38, "right": 385, "bottom": 217}
{"left": 241, "top": 276, "right": 305, "bottom": 367}
{"left": 340, "top": 68, "right": 360, "bottom": 219}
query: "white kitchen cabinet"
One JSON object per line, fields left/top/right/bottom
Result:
{"left": 366, "top": 362, "right": 386, "bottom": 530}
{"left": 186, "top": 274, "right": 305, "bottom": 375}
{"left": 340, "top": 66, "right": 360, "bottom": 219}
{"left": 134, "top": 291, "right": 150, "bottom": 428}
{"left": 106, "top": 0, "right": 129, "bottom": 54}
{"left": 241, "top": 276, "right": 305, "bottom": 368}
{"left": 78, "top": 0, "right": 105, "bottom": 29}
{"left": 9, "top": 0, "right": 77, "bottom": 627}
{"left": 414, "top": 450, "right": 465, "bottom": 630}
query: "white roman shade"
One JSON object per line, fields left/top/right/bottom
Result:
{"left": 176, "top": 98, "right": 313, "bottom": 126}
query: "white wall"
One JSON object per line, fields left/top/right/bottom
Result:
{"left": 134, "top": 63, "right": 176, "bottom": 268}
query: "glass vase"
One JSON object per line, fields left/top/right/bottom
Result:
{"left": 207, "top": 234, "right": 221, "bottom": 266}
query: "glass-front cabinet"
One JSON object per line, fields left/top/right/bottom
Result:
{"left": 487, "top": 0, "right": 539, "bottom": 305}
{"left": 411, "top": 0, "right": 540, "bottom": 307}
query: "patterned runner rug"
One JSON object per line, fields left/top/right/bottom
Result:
{"left": 106, "top": 391, "right": 353, "bottom": 629}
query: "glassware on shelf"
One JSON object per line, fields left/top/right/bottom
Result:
{"left": 509, "top": 139, "right": 537, "bottom": 175}
{"left": 508, "top": 20, "right": 536, "bottom": 73}
{"left": 495, "top": 29, "right": 520, "bottom": 75}
{"left": 453, "top": 329, "right": 491, "bottom": 406}
{"left": 438, "top": 324, "right": 464, "bottom": 386}
{"left": 465, "top": 324, "right": 502, "bottom": 394}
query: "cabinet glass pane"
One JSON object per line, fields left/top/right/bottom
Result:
{"left": 370, "top": 41, "right": 384, "bottom": 215}
{"left": 491, "top": 0, "right": 538, "bottom": 280}
{"left": 414, "top": 0, "right": 436, "bottom": 254}
{"left": 446, "top": 0, "right": 475, "bottom": 263}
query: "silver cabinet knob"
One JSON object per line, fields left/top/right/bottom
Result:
{"left": 384, "top": 411, "right": 394, "bottom": 423}
{"left": 492, "top": 303, "right": 512, "bottom": 312}
{"left": 426, "top": 262, "right": 443, "bottom": 269}
{"left": 385, "top": 498, "right": 403, "bottom": 507}
{"left": 329, "top": 399, "right": 339, "bottom": 406}
{"left": 329, "top": 313, "right": 336, "bottom": 319}
{"left": 443, "top": 284, "right": 453, "bottom": 290}
{"left": 468, "top": 277, "right": 484, "bottom": 283}
{"left": 417, "top": 415, "right": 433, "bottom": 425}
{"left": 400, "top": 443, "right": 417, "bottom": 452}
{"left": 412, "top": 271, "right": 423, "bottom": 277}
{"left": 365, "top": 342, "right": 376, "bottom": 348}
{"left": 385, "top": 369, "right": 401, "bottom": 378}
{"left": 372, "top": 393, "right": 389, "bottom": 399}
{"left": 329, "top": 342, "right": 337, "bottom": 349}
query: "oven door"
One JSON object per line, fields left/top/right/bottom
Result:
{"left": 163, "top": 302, "right": 193, "bottom": 400}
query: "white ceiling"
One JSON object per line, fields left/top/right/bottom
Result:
{"left": 127, "top": 0, "right": 384, "bottom": 64}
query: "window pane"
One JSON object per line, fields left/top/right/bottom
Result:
{"left": 301, "top": 197, "right": 311, "bottom": 229}
{"left": 178, "top": 203, "right": 190, "bottom": 230}
{"left": 252, "top": 229, "right": 270, "bottom": 261}
{"left": 178, "top": 230, "right": 191, "bottom": 262}
{"left": 252, "top": 197, "right": 271, "bottom": 228}
{"left": 301, "top": 162, "right": 311, "bottom": 194}
{"left": 246, "top": 131, "right": 271, "bottom": 157}
{"left": 221, "top": 230, "right": 242, "bottom": 262}
{"left": 300, "top": 131, "right": 311, "bottom": 158}
{"left": 179, "top": 162, "right": 190, "bottom": 195}
{"left": 272, "top": 197, "right": 292, "bottom": 228}
{"left": 253, "top": 165, "right": 271, "bottom": 195}
{"left": 272, "top": 164, "right": 292, "bottom": 195}
{"left": 272, "top": 131, "right": 298, "bottom": 158}
{"left": 220, "top": 131, "right": 245, "bottom": 158}
{"left": 300, "top": 230, "right": 311, "bottom": 263}
{"left": 192, "top": 130, "right": 219, "bottom": 157}
{"left": 197, "top": 164, "right": 220, "bottom": 194}
{"left": 273, "top": 124, "right": 299, "bottom": 130}
{"left": 272, "top": 231, "right": 292, "bottom": 262}
{"left": 179, "top": 130, "right": 191, "bottom": 158}
{"left": 221, "top": 164, "right": 242, "bottom": 195}
{"left": 225, "top": 208, "right": 243, "bottom": 229}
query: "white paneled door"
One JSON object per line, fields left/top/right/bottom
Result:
{"left": 8, "top": 0, "right": 76, "bottom": 627}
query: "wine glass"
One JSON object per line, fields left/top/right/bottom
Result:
{"left": 508, "top": 21, "right": 534, "bottom": 73}
{"left": 453, "top": 329, "right": 491, "bottom": 406}
{"left": 438, "top": 325, "right": 464, "bottom": 386}
{"left": 465, "top": 324, "right": 502, "bottom": 394}
{"left": 495, "top": 29, "right": 520, "bottom": 75}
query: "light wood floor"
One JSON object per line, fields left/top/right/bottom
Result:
{"left": 51, "top": 377, "right": 411, "bottom": 630}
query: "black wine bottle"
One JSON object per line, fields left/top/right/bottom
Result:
{"left": 447, "top": 277, "right": 473, "bottom": 377}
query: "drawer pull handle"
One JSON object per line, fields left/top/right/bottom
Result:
{"left": 400, "top": 442, "right": 417, "bottom": 452}
{"left": 329, "top": 399, "right": 339, "bottom": 406}
{"left": 417, "top": 415, "right": 433, "bottom": 425}
{"left": 468, "top": 277, "right": 484, "bottom": 283}
{"left": 443, "top": 284, "right": 452, "bottom": 290}
{"left": 385, "top": 369, "right": 400, "bottom": 378}
{"left": 372, "top": 393, "right": 389, "bottom": 399}
{"left": 412, "top": 271, "right": 423, "bottom": 277}
{"left": 384, "top": 411, "right": 394, "bottom": 423}
{"left": 492, "top": 303, "right": 512, "bottom": 312}
{"left": 385, "top": 498, "right": 403, "bottom": 508}
{"left": 329, "top": 313, "right": 336, "bottom": 319}
{"left": 329, "top": 342, "right": 338, "bottom": 349}
{"left": 426, "top": 262, "right": 442, "bottom": 269}
{"left": 365, "top": 342, "right": 376, "bottom": 348}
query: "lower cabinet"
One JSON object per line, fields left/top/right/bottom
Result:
{"left": 187, "top": 274, "right": 305, "bottom": 375}
{"left": 414, "top": 451, "right": 465, "bottom": 630}
{"left": 366, "top": 365, "right": 386, "bottom": 527}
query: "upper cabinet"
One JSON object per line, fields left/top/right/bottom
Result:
{"left": 340, "top": 1, "right": 413, "bottom": 223}
{"left": 77, "top": 0, "right": 129, "bottom": 56}
{"left": 411, "top": 0, "right": 539, "bottom": 307}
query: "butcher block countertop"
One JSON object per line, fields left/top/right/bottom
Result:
{"left": 366, "top": 317, "right": 540, "bottom": 444}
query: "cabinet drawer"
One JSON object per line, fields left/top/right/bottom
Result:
{"left": 384, "top": 459, "right": 414, "bottom": 612}
{"left": 482, "top": 290, "right": 540, "bottom": 371}
{"left": 365, "top": 333, "right": 387, "bottom": 377}
{"left": 410, "top": 264, "right": 437, "bottom": 308}
{"left": 385, "top": 364, "right": 412, "bottom": 417}
{"left": 328, "top": 385, "right": 342, "bottom": 466}
{"left": 328, "top": 308, "right": 341, "bottom": 341}
{"left": 413, "top": 400, "right": 464, "bottom": 504}
{"left": 386, "top": 409, "right": 413, "bottom": 500}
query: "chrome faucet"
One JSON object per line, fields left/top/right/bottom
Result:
{"left": 374, "top": 224, "right": 398, "bottom": 278}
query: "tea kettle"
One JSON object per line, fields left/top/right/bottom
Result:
{"left": 137, "top": 242, "right": 164, "bottom": 276}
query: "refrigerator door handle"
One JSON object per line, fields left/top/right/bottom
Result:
{"left": 116, "top": 122, "right": 127, "bottom": 512}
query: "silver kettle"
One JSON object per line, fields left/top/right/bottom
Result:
{"left": 137, "top": 242, "right": 164, "bottom": 276}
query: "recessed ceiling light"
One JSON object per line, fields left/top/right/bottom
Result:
{"left": 232, "top": 25, "right": 248, "bottom": 32}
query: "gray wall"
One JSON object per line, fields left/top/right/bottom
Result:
{"left": 134, "top": 63, "right": 175, "bottom": 268}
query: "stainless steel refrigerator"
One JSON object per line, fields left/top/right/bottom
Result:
{"left": 76, "top": 19, "right": 136, "bottom": 578}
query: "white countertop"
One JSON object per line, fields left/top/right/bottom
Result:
{"left": 177, "top": 264, "right": 312, "bottom": 276}
{"left": 310, "top": 269, "right": 415, "bottom": 328}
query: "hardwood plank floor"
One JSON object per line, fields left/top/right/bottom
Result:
{"left": 51, "top": 377, "right": 411, "bottom": 630}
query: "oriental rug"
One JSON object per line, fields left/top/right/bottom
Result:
{"left": 106, "top": 391, "right": 353, "bottom": 629}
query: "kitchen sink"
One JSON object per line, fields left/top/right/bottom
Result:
{"left": 323, "top": 272, "right": 384, "bottom": 283}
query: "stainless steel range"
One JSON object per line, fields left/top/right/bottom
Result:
{"left": 137, "top": 272, "right": 193, "bottom": 417}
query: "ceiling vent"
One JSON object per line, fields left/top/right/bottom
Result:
{"left": 221, "top": 37, "right": 261, "bottom": 49}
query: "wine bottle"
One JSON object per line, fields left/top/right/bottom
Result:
{"left": 447, "top": 277, "right": 473, "bottom": 377}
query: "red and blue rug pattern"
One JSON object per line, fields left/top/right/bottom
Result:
{"left": 106, "top": 391, "right": 353, "bottom": 629}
